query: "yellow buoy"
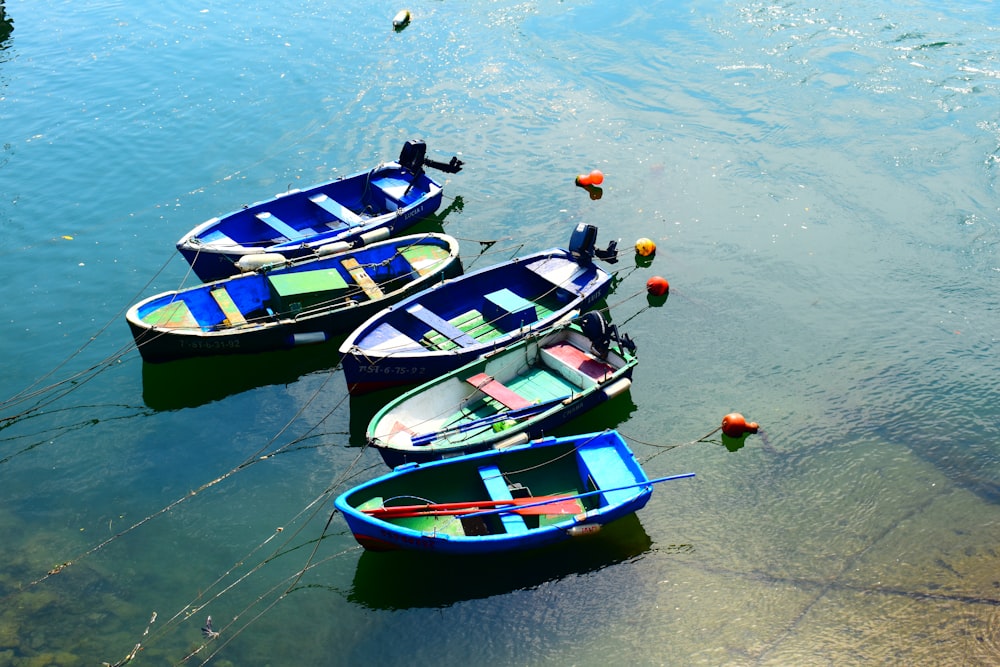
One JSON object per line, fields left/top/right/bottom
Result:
{"left": 635, "top": 237, "right": 656, "bottom": 257}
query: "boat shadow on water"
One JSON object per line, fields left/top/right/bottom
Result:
{"left": 141, "top": 338, "right": 345, "bottom": 411}
{"left": 346, "top": 513, "right": 652, "bottom": 610}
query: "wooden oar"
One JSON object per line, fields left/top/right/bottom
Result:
{"left": 363, "top": 472, "right": 695, "bottom": 521}
{"left": 459, "top": 472, "right": 696, "bottom": 520}
{"left": 366, "top": 497, "right": 585, "bottom": 519}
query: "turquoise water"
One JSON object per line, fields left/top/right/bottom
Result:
{"left": 2, "top": 1, "right": 999, "bottom": 664}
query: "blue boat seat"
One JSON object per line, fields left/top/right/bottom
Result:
{"left": 255, "top": 211, "right": 307, "bottom": 241}
{"left": 482, "top": 288, "right": 537, "bottom": 330}
{"left": 405, "top": 304, "right": 477, "bottom": 347}
{"left": 309, "top": 193, "right": 364, "bottom": 225}
{"left": 478, "top": 465, "right": 528, "bottom": 534}
{"left": 576, "top": 444, "right": 643, "bottom": 507}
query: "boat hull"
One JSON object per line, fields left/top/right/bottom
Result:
{"left": 339, "top": 247, "right": 612, "bottom": 394}
{"left": 128, "top": 234, "right": 461, "bottom": 363}
{"left": 334, "top": 430, "right": 656, "bottom": 555}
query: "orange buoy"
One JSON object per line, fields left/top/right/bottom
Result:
{"left": 635, "top": 237, "right": 656, "bottom": 257}
{"left": 575, "top": 169, "right": 604, "bottom": 187}
{"left": 646, "top": 276, "right": 669, "bottom": 296}
{"left": 721, "top": 413, "right": 759, "bottom": 438}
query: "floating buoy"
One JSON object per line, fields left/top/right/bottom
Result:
{"left": 575, "top": 169, "right": 604, "bottom": 187}
{"left": 635, "top": 237, "right": 656, "bottom": 257}
{"left": 646, "top": 276, "right": 669, "bottom": 297}
{"left": 393, "top": 9, "right": 411, "bottom": 30}
{"left": 721, "top": 413, "right": 759, "bottom": 438}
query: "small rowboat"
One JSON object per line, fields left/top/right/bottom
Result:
{"left": 176, "top": 140, "right": 463, "bottom": 282}
{"left": 127, "top": 233, "right": 461, "bottom": 363}
{"left": 338, "top": 223, "right": 618, "bottom": 394}
{"left": 367, "top": 313, "right": 637, "bottom": 467}
{"left": 335, "top": 430, "right": 693, "bottom": 555}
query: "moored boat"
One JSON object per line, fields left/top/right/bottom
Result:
{"left": 367, "top": 313, "right": 637, "bottom": 467}
{"left": 176, "top": 140, "right": 463, "bottom": 282}
{"left": 335, "top": 429, "right": 693, "bottom": 555}
{"left": 128, "top": 233, "right": 461, "bottom": 363}
{"left": 338, "top": 223, "right": 618, "bottom": 394}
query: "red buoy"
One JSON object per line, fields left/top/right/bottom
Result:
{"left": 646, "top": 276, "right": 669, "bottom": 296}
{"left": 575, "top": 169, "right": 605, "bottom": 187}
{"left": 721, "top": 413, "right": 759, "bottom": 438}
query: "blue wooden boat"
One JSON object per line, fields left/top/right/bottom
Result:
{"left": 127, "top": 233, "right": 461, "bottom": 363}
{"left": 176, "top": 140, "right": 463, "bottom": 282}
{"left": 367, "top": 313, "right": 637, "bottom": 467}
{"left": 338, "top": 223, "right": 618, "bottom": 395}
{"left": 334, "top": 430, "right": 693, "bottom": 555}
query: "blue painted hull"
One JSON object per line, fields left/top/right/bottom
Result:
{"left": 176, "top": 160, "right": 445, "bottom": 282}
{"left": 128, "top": 233, "right": 461, "bottom": 363}
{"left": 367, "top": 319, "right": 637, "bottom": 467}
{"left": 338, "top": 246, "right": 612, "bottom": 394}
{"left": 335, "top": 430, "right": 660, "bottom": 555}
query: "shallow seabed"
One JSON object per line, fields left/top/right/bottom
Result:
{"left": 1, "top": 1, "right": 998, "bottom": 665}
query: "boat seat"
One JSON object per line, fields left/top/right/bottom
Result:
{"left": 210, "top": 287, "right": 247, "bottom": 326}
{"left": 482, "top": 288, "right": 538, "bottom": 330}
{"left": 465, "top": 373, "right": 533, "bottom": 410}
{"left": 540, "top": 342, "right": 615, "bottom": 388}
{"left": 478, "top": 465, "right": 528, "bottom": 534}
{"left": 576, "top": 445, "right": 642, "bottom": 507}
{"left": 309, "top": 193, "right": 364, "bottom": 225}
{"left": 405, "top": 304, "right": 477, "bottom": 347}
{"left": 256, "top": 211, "right": 307, "bottom": 241}
{"left": 341, "top": 258, "right": 385, "bottom": 300}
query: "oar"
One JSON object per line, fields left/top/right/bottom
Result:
{"left": 459, "top": 472, "right": 696, "bottom": 520}
{"left": 362, "top": 472, "right": 696, "bottom": 521}
{"left": 409, "top": 396, "right": 568, "bottom": 447}
{"left": 363, "top": 495, "right": 569, "bottom": 516}
{"left": 366, "top": 497, "right": 585, "bottom": 519}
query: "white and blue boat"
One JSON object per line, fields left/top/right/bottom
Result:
{"left": 176, "top": 140, "right": 463, "bottom": 282}
{"left": 338, "top": 223, "right": 619, "bottom": 394}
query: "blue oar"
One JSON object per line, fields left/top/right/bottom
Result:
{"left": 410, "top": 395, "right": 568, "bottom": 447}
{"left": 460, "top": 472, "right": 696, "bottom": 520}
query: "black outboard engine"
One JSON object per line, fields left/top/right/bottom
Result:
{"left": 399, "top": 140, "right": 428, "bottom": 173}
{"left": 399, "top": 140, "right": 464, "bottom": 196}
{"left": 578, "top": 311, "right": 636, "bottom": 360}
{"left": 568, "top": 223, "right": 619, "bottom": 264}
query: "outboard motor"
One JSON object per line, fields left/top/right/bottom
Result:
{"left": 578, "top": 311, "right": 636, "bottom": 359}
{"left": 568, "top": 223, "right": 620, "bottom": 264}
{"left": 398, "top": 140, "right": 428, "bottom": 174}
{"left": 398, "top": 140, "right": 464, "bottom": 196}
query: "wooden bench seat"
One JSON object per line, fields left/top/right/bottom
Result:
{"left": 465, "top": 373, "right": 533, "bottom": 410}
{"left": 341, "top": 258, "right": 384, "bottom": 300}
